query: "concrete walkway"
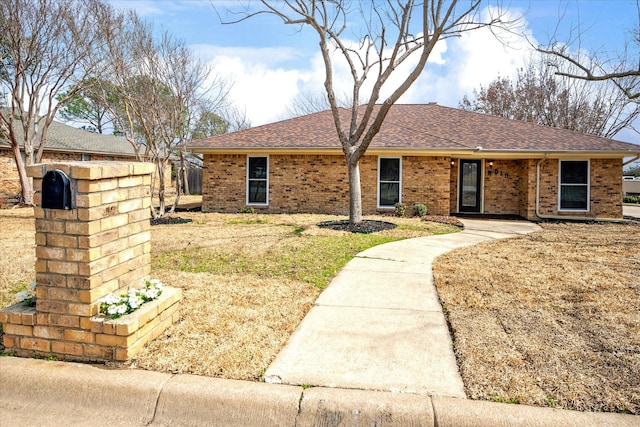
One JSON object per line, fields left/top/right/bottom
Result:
{"left": 624, "top": 204, "right": 640, "bottom": 219}
{"left": 3, "top": 218, "right": 639, "bottom": 426}
{"left": 264, "top": 218, "right": 541, "bottom": 397}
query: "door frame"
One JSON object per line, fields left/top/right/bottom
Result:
{"left": 458, "top": 159, "right": 483, "bottom": 213}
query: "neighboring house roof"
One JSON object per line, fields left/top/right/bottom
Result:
{"left": 0, "top": 119, "right": 136, "bottom": 157}
{"left": 187, "top": 104, "right": 640, "bottom": 157}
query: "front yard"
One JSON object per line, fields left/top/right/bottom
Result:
{"left": 433, "top": 221, "right": 640, "bottom": 414}
{"left": 0, "top": 208, "right": 456, "bottom": 379}
{"left": 1, "top": 207, "right": 638, "bottom": 415}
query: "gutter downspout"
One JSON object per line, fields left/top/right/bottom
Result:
{"left": 535, "top": 156, "right": 626, "bottom": 223}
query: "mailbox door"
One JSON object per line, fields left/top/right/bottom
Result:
{"left": 42, "top": 170, "right": 72, "bottom": 210}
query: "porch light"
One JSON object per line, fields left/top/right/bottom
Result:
{"left": 488, "top": 159, "right": 494, "bottom": 168}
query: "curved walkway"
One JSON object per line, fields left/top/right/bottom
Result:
{"left": 3, "top": 218, "right": 638, "bottom": 426}
{"left": 264, "top": 218, "right": 541, "bottom": 397}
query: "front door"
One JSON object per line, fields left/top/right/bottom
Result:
{"left": 459, "top": 160, "right": 482, "bottom": 213}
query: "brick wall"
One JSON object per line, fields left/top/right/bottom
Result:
{"left": 589, "top": 158, "right": 623, "bottom": 218}
{"left": 270, "top": 155, "right": 350, "bottom": 215}
{"left": 402, "top": 156, "right": 451, "bottom": 216}
{"left": 202, "top": 153, "right": 623, "bottom": 220}
{"left": 202, "top": 154, "right": 452, "bottom": 216}
{"left": 510, "top": 158, "right": 622, "bottom": 220}
{"left": 482, "top": 159, "right": 523, "bottom": 215}
{"left": 0, "top": 161, "right": 182, "bottom": 361}
{"left": 0, "top": 149, "right": 136, "bottom": 202}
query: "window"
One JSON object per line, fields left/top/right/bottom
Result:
{"left": 559, "top": 160, "right": 589, "bottom": 211}
{"left": 81, "top": 154, "right": 91, "bottom": 161}
{"left": 378, "top": 157, "right": 401, "bottom": 208}
{"left": 247, "top": 156, "right": 268, "bottom": 205}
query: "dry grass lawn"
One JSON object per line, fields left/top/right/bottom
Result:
{"left": 0, "top": 207, "right": 456, "bottom": 381}
{"left": 433, "top": 221, "right": 640, "bottom": 415}
{"left": 2, "top": 206, "right": 638, "bottom": 415}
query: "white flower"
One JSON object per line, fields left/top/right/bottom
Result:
{"left": 16, "top": 290, "right": 30, "bottom": 302}
{"left": 101, "top": 293, "right": 121, "bottom": 305}
{"left": 128, "top": 294, "right": 142, "bottom": 309}
{"left": 99, "top": 278, "right": 164, "bottom": 318}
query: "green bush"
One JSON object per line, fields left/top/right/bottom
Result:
{"left": 239, "top": 207, "right": 255, "bottom": 214}
{"left": 413, "top": 204, "right": 427, "bottom": 217}
{"left": 394, "top": 203, "right": 406, "bottom": 216}
{"left": 623, "top": 195, "right": 640, "bottom": 204}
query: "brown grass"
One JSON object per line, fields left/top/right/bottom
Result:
{"left": 0, "top": 207, "right": 456, "bottom": 381}
{"left": 433, "top": 221, "right": 640, "bottom": 415}
{"left": 134, "top": 212, "right": 456, "bottom": 379}
{"left": 2, "top": 206, "right": 638, "bottom": 414}
{"left": 0, "top": 208, "right": 35, "bottom": 308}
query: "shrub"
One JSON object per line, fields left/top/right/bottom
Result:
{"left": 623, "top": 195, "right": 640, "bottom": 204}
{"left": 239, "top": 207, "right": 255, "bottom": 214}
{"left": 413, "top": 204, "right": 427, "bottom": 217}
{"left": 394, "top": 203, "right": 406, "bottom": 216}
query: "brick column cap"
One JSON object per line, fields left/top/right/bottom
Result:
{"left": 27, "top": 162, "right": 155, "bottom": 180}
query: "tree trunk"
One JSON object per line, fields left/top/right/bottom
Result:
{"left": 156, "top": 160, "right": 166, "bottom": 217}
{"left": 180, "top": 151, "right": 190, "bottom": 195}
{"left": 347, "top": 157, "right": 362, "bottom": 226}
{"left": 12, "top": 145, "right": 33, "bottom": 205}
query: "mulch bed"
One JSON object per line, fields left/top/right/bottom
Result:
{"left": 317, "top": 219, "right": 397, "bottom": 233}
{"left": 317, "top": 216, "right": 465, "bottom": 233}
{"left": 150, "top": 216, "right": 193, "bottom": 226}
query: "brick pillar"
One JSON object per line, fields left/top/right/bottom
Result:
{"left": 0, "top": 161, "right": 181, "bottom": 361}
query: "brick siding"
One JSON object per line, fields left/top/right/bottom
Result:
{"left": 203, "top": 153, "right": 623, "bottom": 220}
{"left": 0, "top": 149, "right": 135, "bottom": 202}
{"left": 202, "top": 154, "right": 452, "bottom": 216}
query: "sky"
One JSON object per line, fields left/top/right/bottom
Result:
{"left": 108, "top": 0, "right": 639, "bottom": 146}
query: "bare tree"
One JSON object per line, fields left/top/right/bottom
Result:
{"left": 460, "top": 53, "right": 639, "bottom": 138}
{"left": 283, "top": 89, "right": 352, "bottom": 118}
{"left": 537, "top": 2, "right": 640, "bottom": 101}
{"left": 94, "top": 11, "right": 229, "bottom": 217}
{"left": 0, "top": 0, "right": 106, "bottom": 205}
{"left": 227, "top": 0, "right": 507, "bottom": 226}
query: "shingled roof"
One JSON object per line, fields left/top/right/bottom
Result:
{"left": 0, "top": 119, "right": 136, "bottom": 157}
{"left": 187, "top": 104, "right": 640, "bottom": 156}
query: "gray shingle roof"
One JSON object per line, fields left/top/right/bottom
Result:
{"left": 186, "top": 104, "right": 640, "bottom": 156}
{"left": 0, "top": 119, "right": 136, "bottom": 157}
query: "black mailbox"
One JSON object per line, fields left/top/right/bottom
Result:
{"left": 42, "top": 169, "right": 72, "bottom": 210}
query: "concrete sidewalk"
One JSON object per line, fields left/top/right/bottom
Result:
{"left": 2, "top": 218, "right": 638, "bottom": 426}
{"left": 1, "top": 357, "right": 637, "bottom": 426}
{"left": 264, "top": 218, "right": 541, "bottom": 397}
{"left": 624, "top": 204, "right": 640, "bottom": 219}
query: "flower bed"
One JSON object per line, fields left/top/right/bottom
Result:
{"left": 99, "top": 280, "right": 164, "bottom": 319}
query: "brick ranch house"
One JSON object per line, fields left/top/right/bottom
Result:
{"left": 186, "top": 104, "right": 640, "bottom": 221}
{"left": 0, "top": 120, "right": 136, "bottom": 203}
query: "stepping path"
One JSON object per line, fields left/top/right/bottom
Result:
{"left": 264, "top": 218, "right": 541, "bottom": 397}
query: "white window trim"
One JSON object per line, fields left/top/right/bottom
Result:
{"left": 558, "top": 159, "right": 590, "bottom": 212}
{"left": 246, "top": 155, "right": 269, "bottom": 206}
{"left": 377, "top": 156, "right": 402, "bottom": 209}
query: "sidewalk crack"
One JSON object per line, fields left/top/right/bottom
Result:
{"left": 146, "top": 373, "right": 177, "bottom": 426}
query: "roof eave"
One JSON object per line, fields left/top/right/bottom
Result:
{"left": 188, "top": 146, "right": 640, "bottom": 159}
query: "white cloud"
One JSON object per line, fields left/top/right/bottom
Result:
{"left": 197, "top": 6, "right": 537, "bottom": 126}
{"left": 402, "top": 7, "right": 536, "bottom": 107}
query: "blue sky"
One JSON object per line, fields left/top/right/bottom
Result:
{"left": 109, "top": 0, "right": 638, "bottom": 145}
